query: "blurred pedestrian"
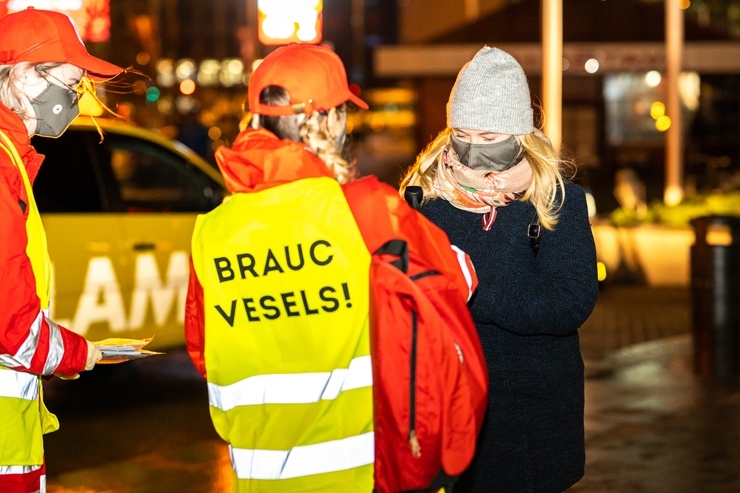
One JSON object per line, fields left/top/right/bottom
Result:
{"left": 613, "top": 167, "right": 647, "bottom": 219}
{"left": 184, "top": 43, "right": 478, "bottom": 492}
{"left": 0, "top": 7, "right": 123, "bottom": 492}
{"left": 178, "top": 108, "right": 214, "bottom": 165}
{"left": 400, "top": 46, "right": 599, "bottom": 493}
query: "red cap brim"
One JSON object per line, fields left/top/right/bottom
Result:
{"left": 69, "top": 52, "right": 123, "bottom": 80}
{"left": 348, "top": 93, "right": 369, "bottom": 110}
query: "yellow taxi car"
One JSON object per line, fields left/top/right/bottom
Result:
{"left": 31, "top": 116, "right": 227, "bottom": 350}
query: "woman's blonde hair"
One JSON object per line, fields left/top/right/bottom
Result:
{"left": 251, "top": 85, "right": 354, "bottom": 184}
{"left": 399, "top": 126, "right": 576, "bottom": 231}
{"left": 0, "top": 62, "right": 61, "bottom": 122}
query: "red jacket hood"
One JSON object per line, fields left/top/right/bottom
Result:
{"left": 215, "top": 128, "right": 335, "bottom": 193}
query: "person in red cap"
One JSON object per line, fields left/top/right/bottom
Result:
{"left": 0, "top": 7, "right": 123, "bottom": 493}
{"left": 184, "top": 43, "right": 479, "bottom": 492}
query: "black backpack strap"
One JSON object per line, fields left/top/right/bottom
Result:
{"left": 528, "top": 214, "right": 540, "bottom": 255}
{"left": 375, "top": 239, "right": 409, "bottom": 273}
{"left": 404, "top": 186, "right": 423, "bottom": 210}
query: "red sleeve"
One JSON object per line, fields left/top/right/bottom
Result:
{"left": 185, "top": 257, "right": 206, "bottom": 378}
{"left": 0, "top": 155, "right": 87, "bottom": 376}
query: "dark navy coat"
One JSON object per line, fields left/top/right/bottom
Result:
{"left": 421, "top": 181, "right": 599, "bottom": 493}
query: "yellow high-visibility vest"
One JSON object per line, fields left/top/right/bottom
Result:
{"left": 0, "top": 130, "right": 59, "bottom": 469}
{"left": 191, "top": 176, "right": 374, "bottom": 492}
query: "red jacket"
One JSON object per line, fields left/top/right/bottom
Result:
{"left": 184, "top": 128, "right": 477, "bottom": 376}
{"left": 0, "top": 105, "right": 88, "bottom": 376}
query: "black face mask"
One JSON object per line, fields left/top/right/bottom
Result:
{"left": 451, "top": 134, "right": 522, "bottom": 171}
{"left": 31, "top": 82, "right": 80, "bottom": 138}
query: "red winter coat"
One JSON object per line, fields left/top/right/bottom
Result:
{"left": 0, "top": 104, "right": 88, "bottom": 377}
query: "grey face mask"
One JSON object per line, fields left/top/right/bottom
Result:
{"left": 451, "top": 134, "right": 522, "bottom": 171}
{"left": 31, "top": 82, "right": 80, "bottom": 138}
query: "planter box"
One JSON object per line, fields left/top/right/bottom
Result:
{"left": 591, "top": 222, "right": 694, "bottom": 286}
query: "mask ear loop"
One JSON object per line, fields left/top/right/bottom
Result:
{"left": 508, "top": 135, "right": 526, "bottom": 168}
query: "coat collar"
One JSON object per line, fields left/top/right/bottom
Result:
{"left": 215, "top": 128, "right": 335, "bottom": 193}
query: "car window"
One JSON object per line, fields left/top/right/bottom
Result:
{"left": 32, "top": 131, "right": 105, "bottom": 213}
{"left": 105, "top": 133, "right": 223, "bottom": 213}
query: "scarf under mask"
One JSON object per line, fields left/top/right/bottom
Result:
{"left": 433, "top": 146, "right": 533, "bottom": 230}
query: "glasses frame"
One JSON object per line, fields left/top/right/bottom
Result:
{"left": 36, "top": 68, "right": 85, "bottom": 106}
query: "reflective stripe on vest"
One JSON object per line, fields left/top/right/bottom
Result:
{"left": 230, "top": 431, "right": 374, "bottom": 480}
{"left": 191, "top": 177, "right": 373, "bottom": 490}
{"left": 0, "top": 464, "right": 42, "bottom": 475}
{"left": 0, "top": 370, "right": 38, "bottom": 401}
{"left": 208, "top": 355, "right": 372, "bottom": 411}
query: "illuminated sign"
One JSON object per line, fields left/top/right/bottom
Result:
{"left": 258, "top": 0, "right": 322, "bottom": 45}
{"left": 0, "top": 0, "right": 111, "bottom": 42}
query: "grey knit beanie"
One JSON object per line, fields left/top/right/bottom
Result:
{"left": 447, "top": 46, "right": 534, "bottom": 135}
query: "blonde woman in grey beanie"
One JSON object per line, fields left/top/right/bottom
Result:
{"left": 400, "top": 46, "right": 599, "bottom": 493}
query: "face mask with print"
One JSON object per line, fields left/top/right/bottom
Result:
{"left": 31, "top": 82, "right": 80, "bottom": 138}
{"left": 451, "top": 134, "right": 523, "bottom": 171}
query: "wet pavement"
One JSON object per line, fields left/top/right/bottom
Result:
{"left": 42, "top": 285, "right": 740, "bottom": 492}
{"left": 575, "top": 335, "right": 740, "bottom": 492}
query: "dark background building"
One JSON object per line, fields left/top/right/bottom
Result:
{"left": 375, "top": 0, "right": 740, "bottom": 212}
{"left": 79, "top": 0, "right": 740, "bottom": 214}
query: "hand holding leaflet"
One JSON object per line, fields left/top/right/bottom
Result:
{"left": 93, "top": 337, "right": 164, "bottom": 364}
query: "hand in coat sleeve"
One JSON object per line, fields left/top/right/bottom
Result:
{"left": 469, "top": 182, "right": 599, "bottom": 336}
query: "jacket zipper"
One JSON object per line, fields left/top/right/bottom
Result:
{"left": 407, "top": 270, "right": 441, "bottom": 458}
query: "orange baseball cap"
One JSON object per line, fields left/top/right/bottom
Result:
{"left": 0, "top": 7, "right": 122, "bottom": 79}
{"left": 247, "top": 43, "right": 368, "bottom": 116}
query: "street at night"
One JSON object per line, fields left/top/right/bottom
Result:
{"left": 41, "top": 286, "right": 740, "bottom": 492}
{"left": 0, "top": 1, "right": 739, "bottom": 492}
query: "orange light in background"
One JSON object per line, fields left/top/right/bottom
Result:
{"left": 116, "top": 102, "right": 133, "bottom": 119}
{"left": 1, "top": 0, "right": 111, "bottom": 41}
{"left": 207, "top": 127, "right": 222, "bottom": 141}
{"left": 132, "top": 80, "right": 148, "bottom": 95}
{"left": 258, "top": 0, "right": 322, "bottom": 45}
{"left": 179, "top": 79, "right": 196, "bottom": 96}
{"left": 136, "top": 51, "right": 151, "bottom": 66}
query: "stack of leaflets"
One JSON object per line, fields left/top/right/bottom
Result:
{"left": 93, "top": 337, "right": 163, "bottom": 364}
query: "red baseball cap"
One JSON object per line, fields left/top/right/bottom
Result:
{"left": 0, "top": 7, "right": 122, "bottom": 79}
{"left": 247, "top": 43, "right": 368, "bottom": 116}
